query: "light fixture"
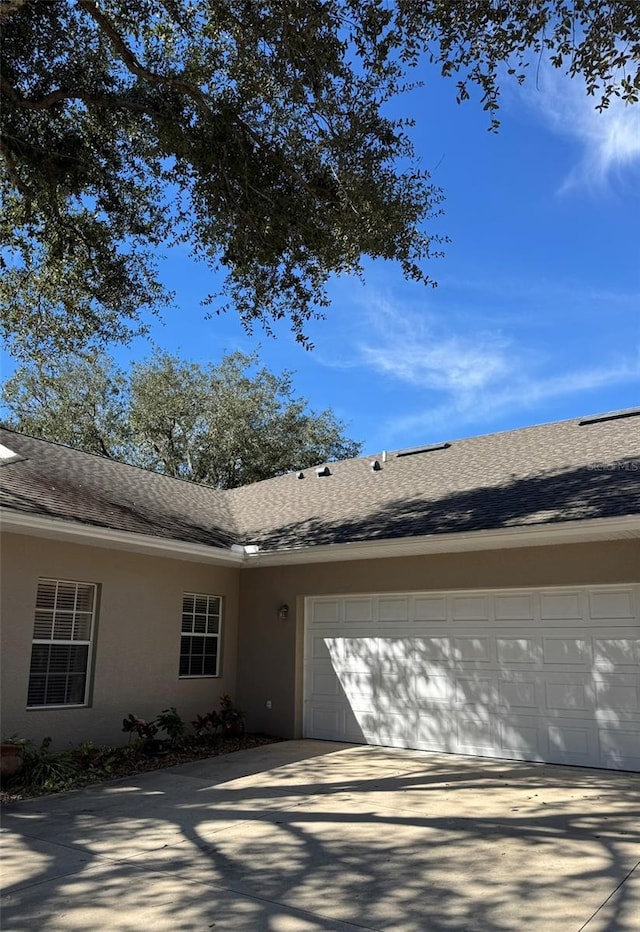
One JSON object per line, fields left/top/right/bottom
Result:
{"left": 278, "top": 604, "right": 289, "bottom": 620}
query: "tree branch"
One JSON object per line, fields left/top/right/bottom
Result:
{"left": 74, "top": 1, "right": 334, "bottom": 205}
{"left": 76, "top": 0, "right": 213, "bottom": 116}
{"left": 1, "top": 73, "right": 149, "bottom": 114}
{"left": 0, "top": 136, "right": 33, "bottom": 199}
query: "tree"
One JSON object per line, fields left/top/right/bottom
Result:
{"left": 2, "top": 2, "right": 638, "bottom": 360}
{"left": 0, "top": 350, "right": 130, "bottom": 457}
{"left": 1, "top": 350, "right": 362, "bottom": 487}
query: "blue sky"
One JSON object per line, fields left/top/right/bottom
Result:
{"left": 4, "top": 58, "right": 640, "bottom": 456}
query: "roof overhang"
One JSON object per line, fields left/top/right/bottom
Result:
{"left": 245, "top": 515, "right": 640, "bottom": 566}
{"left": 0, "top": 509, "right": 245, "bottom": 566}
{"left": 2, "top": 508, "right": 639, "bottom": 568}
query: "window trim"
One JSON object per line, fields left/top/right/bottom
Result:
{"left": 179, "top": 591, "right": 222, "bottom": 679}
{"left": 27, "top": 578, "right": 98, "bottom": 709}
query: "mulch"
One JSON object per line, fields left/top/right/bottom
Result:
{"left": 0, "top": 733, "right": 283, "bottom": 805}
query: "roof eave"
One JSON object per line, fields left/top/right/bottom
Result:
{"left": 2, "top": 508, "right": 638, "bottom": 569}
{"left": 244, "top": 515, "right": 640, "bottom": 566}
{"left": 0, "top": 508, "right": 245, "bottom": 566}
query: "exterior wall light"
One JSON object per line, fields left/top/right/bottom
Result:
{"left": 278, "top": 604, "right": 289, "bottom": 620}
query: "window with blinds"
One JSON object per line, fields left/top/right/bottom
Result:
{"left": 27, "top": 579, "right": 97, "bottom": 707}
{"left": 179, "top": 593, "right": 221, "bottom": 677}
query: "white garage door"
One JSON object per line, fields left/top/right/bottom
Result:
{"left": 304, "top": 585, "right": 640, "bottom": 771}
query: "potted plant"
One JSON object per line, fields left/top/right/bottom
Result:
{"left": 0, "top": 735, "right": 28, "bottom": 779}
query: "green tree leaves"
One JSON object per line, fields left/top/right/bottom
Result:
{"left": 1, "top": 1, "right": 637, "bottom": 359}
{"left": 1, "top": 350, "right": 362, "bottom": 487}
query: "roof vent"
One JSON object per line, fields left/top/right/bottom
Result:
{"left": 578, "top": 407, "right": 640, "bottom": 426}
{"left": 370, "top": 459, "right": 382, "bottom": 471}
{"left": 396, "top": 442, "right": 451, "bottom": 458}
{"left": 315, "top": 465, "right": 331, "bottom": 477}
{"left": 297, "top": 471, "right": 304, "bottom": 479}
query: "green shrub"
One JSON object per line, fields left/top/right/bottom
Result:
{"left": 156, "top": 707, "right": 186, "bottom": 745}
{"left": 219, "top": 694, "right": 245, "bottom": 735}
{"left": 17, "top": 738, "right": 79, "bottom": 794}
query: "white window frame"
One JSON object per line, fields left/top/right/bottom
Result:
{"left": 27, "top": 578, "right": 98, "bottom": 709}
{"left": 179, "top": 592, "right": 222, "bottom": 678}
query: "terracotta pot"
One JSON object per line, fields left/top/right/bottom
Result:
{"left": 0, "top": 744, "right": 24, "bottom": 779}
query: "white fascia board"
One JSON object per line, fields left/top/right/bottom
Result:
{"left": 246, "top": 515, "right": 640, "bottom": 567}
{"left": 0, "top": 509, "right": 244, "bottom": 566}
{"left": 2, "top": 508, "right": 639, "bottom": 569}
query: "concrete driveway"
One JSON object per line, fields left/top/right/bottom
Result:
{"left": 1, "top": 740, "right": 639, "bottom": 932}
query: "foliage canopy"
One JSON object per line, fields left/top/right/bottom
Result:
{"left": 1, "top": 0, "right": 638, "bottom": 358}
{"left": 1, "top": 349, "right": 362, "bottom": 487}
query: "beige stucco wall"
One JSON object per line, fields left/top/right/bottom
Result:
{"left": 0, "top": 533, "right": 241, "bottom": 749}
{"left": 236, "top": 540, "right": 640, "bottom": 739}
{"left": 3, "top": 531, "right": 639, "bottom": 750}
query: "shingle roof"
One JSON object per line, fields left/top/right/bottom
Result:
{"left": 1, "top": 410, "right": 639, "bottom": 553}
{"left": 0, "top": 429, "right": 236, "bottom": 548}
{"left": 224, "top": 410, "right": 640, "bottom": 549}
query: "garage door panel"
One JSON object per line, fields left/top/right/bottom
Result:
{"left": 415, "top": 672, "right": 452, "bottom": 703}
{"left": 344, "top": 714, "right": 366, "bottom": 742}
{"left": 337, "top": 672, "right": 376, "bottom": 709}
{"left": 494, "top": 593, "right": 535, "bottom": 621}
{"left": 344, "top": 598, "right": 373, "bottom": 623}
{"left": 544, "top": 679, "right": 595, "bottom": 713}
{"left": 589, "top": 590, "right": 636, "bottom": 620}
{"left": 542, "top": 636, "right": 592, "bottom": 666}
{"left": 453, "top": 635, "right": 493, "bottom": 663}
{"left": 547, "top": 722, "right": 595, "bottom": 763}
{"left": 304, "top": 586, "right": 640, "bottom": 771}
{"left": 309, "top": 634, "right": 334, "bottom": 661}
{"left": 497, "top": 718, "right": 540, "bottom": 755}
{"left": 373, "top": 711, "right": 418, "bottom": 745}
{"left": 376, "top": 674, "right": 414, "bottom": 708}
{"left": 498, "top": 678, "right": 539, "bottom": 710}
{"left": 452, "top": 596, "right": 489, "bottom": 622}
{"left": 377, "top": 637, "right": 415, "bottom": 666}
{"left": 415, "top": 714, "right": 454, "bottom": 752}
{"left": 307, "top": 705, "right": 342, "bottom": 738}
{"left": 594, "top": 676, "right": 640, "bottom": 715}
{"left": 496, "top": 637, "right": 541, "bottom": 665}
{"left": 593, "top": 636, "right": 640, "bottom": 668}
{"left": 454, "top": 675, "right": 499, "bottom": 708}
{"left": 341, "top": 637, "right": 378, "bottom": 672}
{"left": 310, "top": 671, "right": 342, "bottom": 699}
{"left": 311, "top": 600, "right": 341, "bottom": 624}
{"left": 598, "top": 727, "right": 640, "bottom": 769}
{"left": 456, "top": 716, "right": 495, "bottom": 752}
{"left": 378, "top": 598, "right": 410, "bottom": 622}
{"left": 540, "top": 592, "right": 583, "bottom": 620}
{"left": 413, "top": 597, "right": 447, "bottom": 622}
{"left": 414, "top": 636, "right": 452, "bottom": 662}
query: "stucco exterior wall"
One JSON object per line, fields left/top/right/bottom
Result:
{"left": 236, "top": 540, "right": 640, "bottom": 740}
{"left": 0, "top": 533, "right": 241, "bottom": 749}
{"left": 3, "top": 531, "right": 638, "bottom": 751}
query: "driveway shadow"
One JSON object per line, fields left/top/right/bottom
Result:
{"left": 2, "top": 742, "right": 639, "bottom": 931}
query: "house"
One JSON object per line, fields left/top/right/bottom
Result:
{"left": 1, "top": 409, "right": 639, "bottom": 771}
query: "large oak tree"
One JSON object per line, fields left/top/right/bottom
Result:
{"left": 2, "top": 1, "right": 638, "bottom": 359}
{"left": 1, "top": 349, "right": 362, "bottom": 487}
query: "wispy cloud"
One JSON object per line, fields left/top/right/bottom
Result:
{"left": 348, "top": 296, "right": 639, "bottom": 438}
{"left": 357, "top": 299, "right": 510, "bottom": 393}
{"left": 394, "top": 359, "right": 640, "bottom": 438}
{"left": 519, "top": 66, "right": 640, "bottom": 189}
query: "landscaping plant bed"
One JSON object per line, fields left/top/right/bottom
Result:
{"left": 0, "top": 733, "right": 283, "bottom": 804}
{"left": 1, "top": 696, "right": 281, "bottom": 804}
